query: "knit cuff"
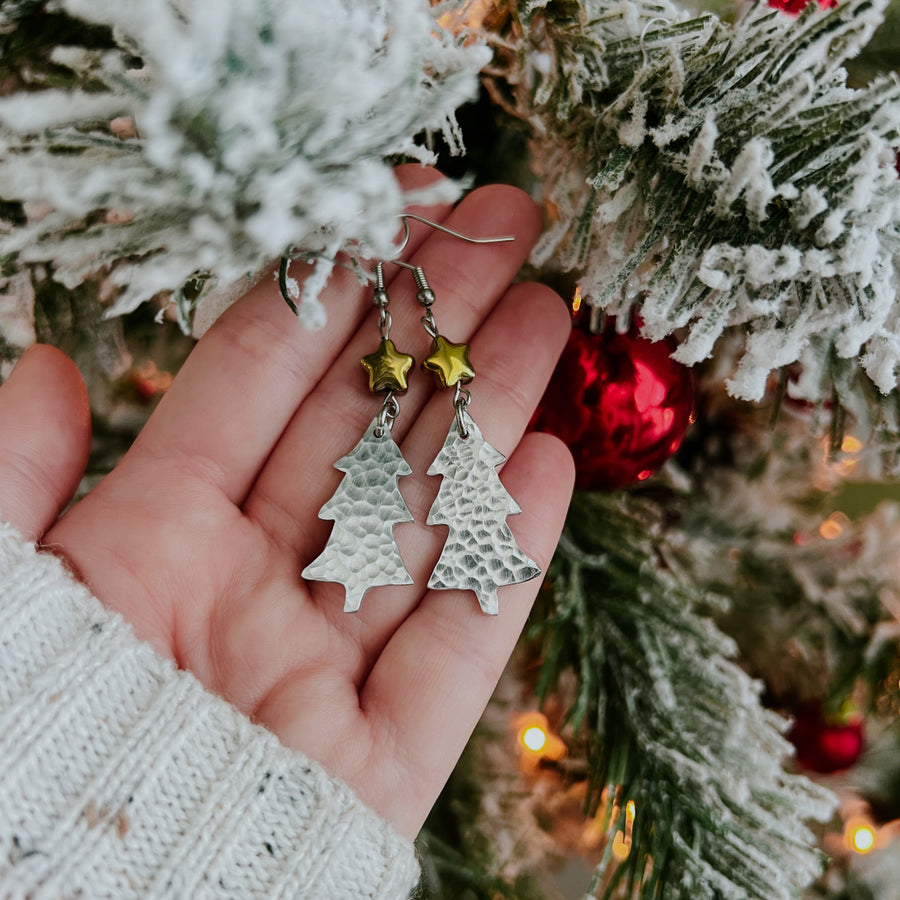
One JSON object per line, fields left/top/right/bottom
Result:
{"left": 0, "top": 521, "right": 420, "bottom": 899}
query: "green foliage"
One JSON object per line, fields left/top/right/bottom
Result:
{"left": 417, "top": 831, "right": 548, "bottom": 900}
{"left": 691, "top": 486, "right": 900, "bottom": 711}
{"left": 0, "top": 0, "right": 485, "bottom": 331}
{"left": 847, "top": 0, "right": 900, "bottom": 82}
{"left": 0, "top": 4, "right": 117, "bottom": 86}
{"left": 418, "top": 737, "right": 549, "bottom": 900}
{"left": 537, "top": 492, "right": 834, "bottom": 900}
{"left": 493, "top": 0, "right": 900, "bottom": 408}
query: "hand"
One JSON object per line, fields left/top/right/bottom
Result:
{"left": 0, "top": 166, "right": 574, "bottom": 840}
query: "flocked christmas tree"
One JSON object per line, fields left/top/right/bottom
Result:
{"left": 2, "top": 0, "right": 900, "bottom": 897}
{"left": 302, "top": 416, "right": 414, "bottom": 613}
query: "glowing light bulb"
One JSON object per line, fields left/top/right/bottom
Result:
{"left": 609, "top": 799, "right": 637, "bottom": 860}
{"left": 843, "top": 815, "right": 878, "bottom": 855}
{"left": 521, "top": 726, "right": 548, "bottom": 753}
{"left": 512, "top": 711, "right": 567, "bottom": 770}
{"left": 572, "top": 285, "right": 582, "bottom": 314}
{"left": 611, "top": 831, "right": 631, "bottom": 860}
{"left": 818, "top": 511, "right": 849, "bottom": 540}
{"left": 851, "top": 824, "right": 876, "bottom": 854}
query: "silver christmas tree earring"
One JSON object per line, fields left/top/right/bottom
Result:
{"left": 281, "top": 216, "right": 537, "bottom": 615}
{"left": 297, "top": 259, "right": 416, "bottom": 612}
{"left": 394, "top": 255, "right": 542, "bottom": 616}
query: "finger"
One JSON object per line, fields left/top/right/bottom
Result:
{"left": 127, "top": 164, "right": 455, "bottom": 504}
{"left": 0, "top": 345, "right": 91, "bottom": 541}
{"left": 361, "top": 432, "right": 575, "bottom": 838}
{"left": 245, "top": 184, "right": 542, "bottom": 561}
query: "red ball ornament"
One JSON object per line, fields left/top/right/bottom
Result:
{"left": 766, "top": 0, "right": 835, "bottom": 16}
{"left": 788, "top": 704, "right": 865, "bottom": 774}
{"left": 531, "top": 317, "right": 694, "bottom": 491}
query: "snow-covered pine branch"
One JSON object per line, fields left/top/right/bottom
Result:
{"left": 547, "top": 493, "right": 836, "bottom": 900}
{"left": 0, "top": 0, "right": 487, "bottom": 333}
{"left": 494, "top": 0, "right": 900, "bottom": 403}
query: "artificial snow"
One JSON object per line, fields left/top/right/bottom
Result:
{"left": 0, "top": 0, "right": 489, "bottom": 332}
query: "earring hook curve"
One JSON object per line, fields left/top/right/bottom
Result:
{"left": 388, "top": 213, "right": 514, "bottom": 259}
{"left": 278, "top": 214, "right": 514, "bottom": 315}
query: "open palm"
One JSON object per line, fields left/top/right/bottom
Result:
{"left": 0, "top": 167, "right": 574, "bottom": 841}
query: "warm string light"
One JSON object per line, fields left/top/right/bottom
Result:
{"left": 510, "top": 711, "right": 644, "bottom": 866}
{"left": 582, "top": 785, "right": 639, "bottom": 864}
{"left": 521, "top": 725, "right": 547, "bottom": 753}
{"left": 835, "top": 433, "right": 863, "bottom": 477}
{"left": 794, "top": 508, "right": 853, "bottom": 545}
{"left": 818, "top": 511, "right": 850, "bottom": 541}
{"left": 512, "top": 711, "right": 566, "bottom": 771}
{"left": 833, "top": 805, "right": 900, "bottom": 858}
{"left": 844, "top": 816, "right": 878, "bottom": 855}
{"left": 611, "top": 799, "right": 637, "bottom": 860}
{"left": 850, "top": 823, "right": 876, "bottom": 854}
{"left": 568, "top": 283, "right": 600, "bottom": 325}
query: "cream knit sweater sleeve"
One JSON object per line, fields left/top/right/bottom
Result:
{"left": 0, "top": 521, "right": 420, "bottom": 899}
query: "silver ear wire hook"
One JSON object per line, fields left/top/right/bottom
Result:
{"left": 278, "top": 213, "right": 514, "bottom": 314}
{"left": 392, "top": 218, "right": 413, "bottom": 258}
{"left": 384, "top": 213, "right": 515, "bottom": 261}
{"left": 380, "top": 258, "right": 438, "bottom": 336}
{"left": 396, "top": 213, "right": 515, "bottom": 249}
{"left": 376, "top": 216, "right": 516, "bottom": 342}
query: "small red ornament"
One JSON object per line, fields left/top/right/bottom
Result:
{"left": 531, "top": 317, "right": 694, "bottom": 491}
{"left": 766, "top": 0, "right": 836, "bottom": 15}
{"left": 788, "top": 704, "right": 865, "bottom": 774}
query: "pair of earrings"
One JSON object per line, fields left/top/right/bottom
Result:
{"left": 281, "top": 216, "right": 540, "bottom": 616}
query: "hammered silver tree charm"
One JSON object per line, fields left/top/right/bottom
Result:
{"left": 427, "top": 407, "right": 540, "bottom": 615}
{"left": 301, "top": 263, "right": 415, "bottom": 612}
{"left": 302, "top": 414, "right": 413, "bottom": 612}
{"left": 410, "top": 263, "right": 541, "bottom": 615}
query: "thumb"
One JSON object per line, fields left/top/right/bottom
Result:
{"left": 0, "top": 344, "right": 91, "bottom": 541}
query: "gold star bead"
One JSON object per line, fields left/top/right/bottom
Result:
{"left": 360, "top": 339, "right": 414, "bottom": 393}
{"left": 422, "top": 334, "right": 475, "bottom": 388}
